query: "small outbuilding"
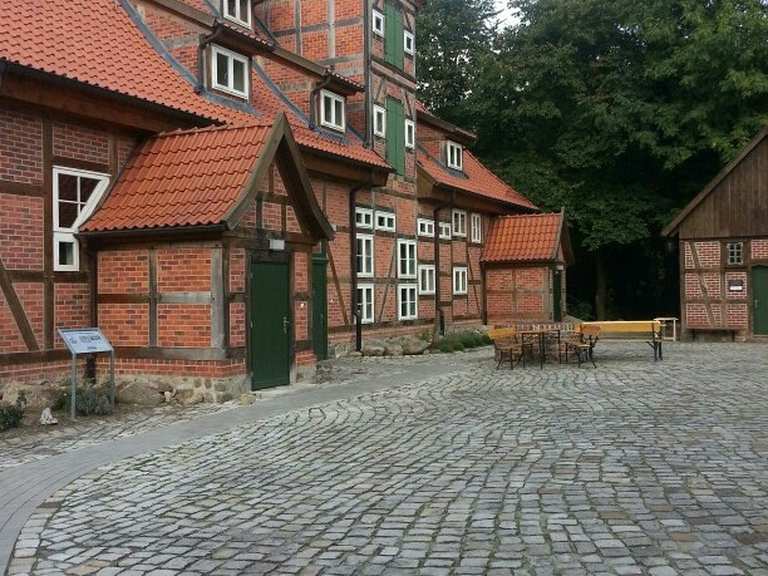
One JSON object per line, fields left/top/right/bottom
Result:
{"left": 663, "top": 127, "right": 768, "bottom": 341}
{"left": 482, "top": 211, "right": 573, "bottom": 325}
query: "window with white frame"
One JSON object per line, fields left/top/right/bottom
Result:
{"left": 319, "top": 89, "right": 345, "bottom": 131}
{"left": 375, "top": 211, "right": 396, "bottom": 232}
{"left": 453, "top": 266, "right": 468, "bottom": 295}
{"left": 398, "top": 239, "right": 417, "bottom": 278}
{"left": 373, "top": 105, "right": 386, "bottom": 138}
{"left": 372, "top": 8, "right": 385, "bottom": 37}
{"left": 470, "top": 213, "right": 482, "bottom": 243}
{"left": 405, "top": 119, "right": 415, "bottom": 149}
{"left": 356, "top": 284, "right": 374, "bottom": 324}
{"left": 223, "top": 0, "right": 251, "bottom": 28}
{"left": 53, "top": 167, "right": 110, "bottom": 272}
{"left": 452, "top": 209, "right": 467, "bottom": 237}
{"left": 446, "top": 140, "right": 463, "bottom": 170}
{"left": 211, "top": 45, "right": 249, "bottom": 98}
{"left": 398, "top": 284, "right": 418, "bottom": 320}
{"left": 417, "top": 218, "right": 435, "bottom": 238}
{"left": 404, "top": 30, "right": 415, "bottom": 55}
{"left": 355, "top": 207, "right": 373, "bottom": 229}
{"left": 418, "top": 265, "right": 435, "bottom": 295}
{"left": 356, "top": 234, "right": 374, "bottom": 277}
{"left": 439, "top": 221, "right": 452, "bottom": 240}
{"left": 727, "top": 241, "right": 744, "bottom": 265}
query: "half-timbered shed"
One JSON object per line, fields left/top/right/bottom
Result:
{"left": 663, "top": 128, "right": 768, "bottom": 341}
{"left": 482, "top": 212, "right": 573, "bottom": 326}
{"left": 0, "top": 0, "right": 569, "bottom": 405}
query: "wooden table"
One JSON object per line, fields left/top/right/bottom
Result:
{"left": 520, "top": 329, "right": 561, "bottom": 369}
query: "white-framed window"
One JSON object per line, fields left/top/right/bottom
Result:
{"left": 398, "top": 239, "right": 417, "bottom": 279}
{"left": 404, "top": 30, "right": 415, "bottom": 55}
{"left": 355, "top": 207, "right": 373, "bottom": 229}
{"left": 405, "top": 119, "right": 415, "bottom": 149}
{"left": 356, "top": 234, "right": 374, "bottom": 277}
{"left": 727, "top": 241, "right": 744, "bottom": 266}
{"left": 446, "top": 140, "right": 463, "bottom": 170}
{"left": 222, "top": 0, "right": 251, "bottom": 28}
{"left": 211, "top": 45, "right": 249, "bottom": 99}
{"left": 470, "top": 213, "right": 482, "bottom": 243}
{"left": 439, "top": 221, "right": 452, "bottom": 240}
{"left": 319, "top": 89, "right": 345, "bottom": 131}
{"left": 53, "top": 166, "right": 110, "bottom": 272}
{"left": 417, "top": 218, "right": 435, "bottom": 238}
{"left": 356, "top": 284, "right": 375, "bottom": 324}
{"left": 375, "top": 211, "right": 396, "bottom": 232}
{"left": 373, "top": 105, "right": 386, "bottom": 138}
{"left": 452, "top": 209, "right": 467, "bottom": 237}
{"left": 418, "top": 265, "right": 435, "bottom": 295}
{"left": 453, "top": 266, "right": 468, "bottom": 295}
{"left": 398, "top": 284, "right": 418, "bottom": 320}
{"left": 372, "top": 8, "right": 385, "bottom": 37}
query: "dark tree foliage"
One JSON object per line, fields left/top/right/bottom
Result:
{"left": 415, "top": 0, "right": 499, "bottom": 125}
{"left": 418, "top": 0, "right": 768, "bottom": 318}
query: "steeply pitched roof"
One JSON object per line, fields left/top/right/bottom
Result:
{"left": 81, "top": 115, "right": 333, "bottom": 241}
{"left": 482, "top": 212, "right": 569, "bottom": 264}
{"left": 418, "top": 149, "right": 537, "bottom": 211}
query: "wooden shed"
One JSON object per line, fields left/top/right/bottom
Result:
{"left": 663, "top": 127, "right": 768, "bottom": 340}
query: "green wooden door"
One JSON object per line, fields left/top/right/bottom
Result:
{"left": 753, "top": 266, "right": 768, "bottom": 335}
{"left": 553, "top": 269, "right": 563, "bottom": 322}
{"left": 249, "top": 259, "right": 291, "bottom": 390}
{"left": 386, "top": 97, "right": 405, "bottom": 175}
{"left": 384, "top": 0, "right": 404, "bottom": 69}
{"left": 312, "top": 255, "right": 328, "bottom": 361}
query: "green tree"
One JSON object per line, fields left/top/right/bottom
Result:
{"left": 467, "top": 0, "right": 768, "bottom": 317}
{"left": 415, "top": 0, "right": 499, "bottom": 124}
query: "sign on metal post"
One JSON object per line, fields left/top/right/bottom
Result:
{"left": 57, "top": 328, "right": 115, "bottom": 420}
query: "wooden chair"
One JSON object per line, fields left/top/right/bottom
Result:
{"left": 565, "top": 325, "right": 601, "bottom": 368}
{"left": 488, "top": 327, "right": 526, "bottom": 370}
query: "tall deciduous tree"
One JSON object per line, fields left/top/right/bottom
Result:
{"left": 415, "top": 0, "right": 499, "bottom": 124}
{"left": 420, "top": 0, "right": 768, "bottom": 318}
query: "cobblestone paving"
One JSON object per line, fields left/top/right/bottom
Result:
{"left": 9, "top": 343, "right": 768, "bottom": 576}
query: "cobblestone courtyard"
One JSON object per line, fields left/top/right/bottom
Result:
{"left": 6, "top": 343, "right": 768, "bottom": 575}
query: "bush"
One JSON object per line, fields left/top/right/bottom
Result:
{"left": 0, "top": 392, "right": 27, "bottom": 432}
{"left": 437, "top": 330, "right": 490, "bottom": 353}
{"left": 60, "top": 384, "right": 113, "bottom": 417}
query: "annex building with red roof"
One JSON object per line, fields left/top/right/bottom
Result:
{"left": 0, "top": 0, "right": 570, "bottom": 403}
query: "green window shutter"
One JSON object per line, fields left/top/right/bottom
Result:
{"left": 386, "top": 97, "right": 405, "bottom": 176}
{"left": 384, "top": 1, "right": 404, "bottom": 70}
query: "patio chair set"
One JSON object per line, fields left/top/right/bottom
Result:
{"left": 488, "top": 324, "right": 601, "bottom": 370}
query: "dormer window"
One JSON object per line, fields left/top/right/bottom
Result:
{"left": 373, "top": 105, "right": 386, "bottom": 138}
{"left": 446, "top": 141, "right": 463, "bottom": 171}
{"left": 223, "top": 0, "right": 252, "bottom": 28}
{"left": 405, "top": 119, "right": 415, "bottom": 149}
{"left": 211, "top": 45, "right": 249, "bottom": 99}
{"left": 404, "top": 30, "right": 415, "bottom": 55}
{"left": 320, "top": 90, "right": 346, "bottom": 132}
{"left": 372, "top": 9, "right": 385, "bottom": 37}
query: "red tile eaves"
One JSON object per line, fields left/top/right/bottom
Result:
{"left": 482, "top": 212, "right": 564, "bottom": 264}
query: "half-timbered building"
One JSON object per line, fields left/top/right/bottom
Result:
{"left": 663, "top": 127, "right": 768, "bottom": 341}
{"left": 0, "top": 0, "right": 566, "bottom": 404}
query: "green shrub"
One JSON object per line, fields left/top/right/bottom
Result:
{"left": 61, "top": 385, "right": 113, "bottom": 417}
{"left": 0, "top": 392, "right": 27, "bottom": 432}
{"left": 437, "top": 330, "right": 491, "bottom": 353}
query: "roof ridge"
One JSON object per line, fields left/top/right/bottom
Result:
{"left": 495, "top": 212, "right": 561, "bottom": 221}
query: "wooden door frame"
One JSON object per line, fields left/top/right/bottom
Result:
{"left": 245, "top": 249, "right": 294, "bottom": 387}
{"left": 751, "top": 265, "right": 768, "bottom": 337}
{"left": 311, "top": 252, "right": 329, "bottom": 361}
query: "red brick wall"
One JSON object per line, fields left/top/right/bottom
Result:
{"left": 54, "top": 283, "right": 90, "bottom": 348}
{"left": 0, "top": 109, "right": 43, "bottom": 184}
{"left": 486, "top": 266, "right": 553, "bottom": 325}
{"left": 0, "top": 192, "right": 44, "bottom": 271}
{"left": 52, "top": 122, "right": 110, "bottom": 165}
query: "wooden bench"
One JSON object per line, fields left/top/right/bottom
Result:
{"left": 488, "top": 327, "right": 526, "bottom": 370}
{"left": 580, "top": 321, "right": 664, "bottom": 361}
{"left": 689, "top": 327, "right": 737, "bottom": 342}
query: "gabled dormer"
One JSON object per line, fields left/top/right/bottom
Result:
{"left": 222, "top": 0, "right": 253, "bottom": 30}
{"left": 318, "top": 89, "right": 346, "bottom": 132}
{"left": 444, "top": 140, "right": 463, "bottom": 172}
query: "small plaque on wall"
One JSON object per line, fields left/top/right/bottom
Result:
{"left": 728, "top": 279, "right": 745, "bottom": 293}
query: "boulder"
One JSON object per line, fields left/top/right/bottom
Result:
{"left": 39, "top": 407, "right": 58, "bottom": 426}
{"left": 116, "top": 382, "right": 164, "bottom": 406}
{"left": 362, "top": 342, "right": 386, "bottom": 357}
{"left": 384, "top": 343, "right": 404, "bottom": 357}
{"left": 398, "top": 335, "right": 431, "bottom": 356}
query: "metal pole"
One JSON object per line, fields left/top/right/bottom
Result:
{"left": 70, "top": 353, "right": 77, "bottom": 420}
{"left": 355, "top": 310, "right": 362, "bottom": 352}
{"left": 109, "top": 351, "right": 116, "bottom": 409}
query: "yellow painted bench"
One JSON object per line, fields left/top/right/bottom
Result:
{"left": 579, "top": 321, "right": 664, "bottom": 361}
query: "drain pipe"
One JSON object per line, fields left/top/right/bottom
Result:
{"left": 349, "top": 184, "right": 367, "bottom": 352}
{"left": 433, "top": 198, "right": 452, "bottom": 340}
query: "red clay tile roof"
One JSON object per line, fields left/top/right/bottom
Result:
{"left": 482, "top": 212, "right": 564, "bottom": 263}
{"left": 82, "top": 123, "right": 272, "bottom": 232}
{"left": 0, "top": 0, "right": 234, "bottom": 123}
{"left": 418, "top": 150, "right": 537, "bottom": 210}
